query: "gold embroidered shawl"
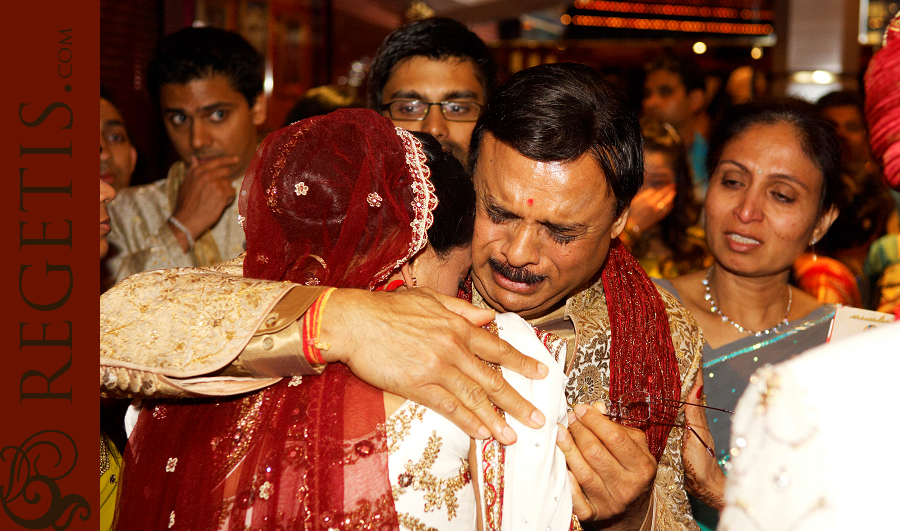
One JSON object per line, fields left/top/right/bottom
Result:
{"left": 100, "top": 257, "right": 323, "bottom": 398}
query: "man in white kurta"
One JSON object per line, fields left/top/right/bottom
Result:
{"left": 106, "top": 26, "right": 266, "bottom": 282}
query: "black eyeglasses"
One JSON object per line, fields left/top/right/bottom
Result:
{"left": 380, "top": 100, "right": 483, "bottom": 122}
{"left": 605, "top": 390, "right": 734, "bottom": 458}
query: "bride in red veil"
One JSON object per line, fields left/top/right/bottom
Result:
{"left": 114, "top": 109, "right": 572, "bottom": 531}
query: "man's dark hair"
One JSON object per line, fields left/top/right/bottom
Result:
{"left": 146, "top": 26, "right": 264, "bottom": 108}
{"left": 645, "top": 54, "right": 706, "bottom": 94}
{"left": 366, "top": 17, "right": 497, "bottom": 109}
{"left": 411, "top": 131, "right": 476, "bottom": 256}
{"left": 468, "top": 62, "right": 643, "bottom": 216}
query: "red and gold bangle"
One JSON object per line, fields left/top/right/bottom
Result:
{"left": 302, "top": 287, "right": 336, "bottom": 365}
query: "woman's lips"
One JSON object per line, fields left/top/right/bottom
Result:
{"left": 727, "top": 233, "right": 760, "bottom": 245}
{"left": 725, "top": 231, "right": 762, "bottom": 251}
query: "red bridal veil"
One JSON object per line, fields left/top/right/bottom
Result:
{"left": 115, "top": 109, "right": 435, "bottom": 531}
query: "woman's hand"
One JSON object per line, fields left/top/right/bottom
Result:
{"left": 625, "top": 184, "right": 676, "bottom": 234}
{"left": 682, "top": 376, "right": 727, "bottom": 511}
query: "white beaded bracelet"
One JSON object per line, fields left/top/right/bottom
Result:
{"left": 168, "top": 216, "right": 195, "bottom": 249}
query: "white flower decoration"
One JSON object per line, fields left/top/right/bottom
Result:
{"left": 259, "top": 481, "right": 274, "bottom": 500}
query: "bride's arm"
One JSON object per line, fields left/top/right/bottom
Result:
{"left": 101, "top": 263, "right": 548, "bottom": 445}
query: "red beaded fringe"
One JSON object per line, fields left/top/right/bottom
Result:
{"left": 602, "top": 239, "right": 681, "bottom": 461}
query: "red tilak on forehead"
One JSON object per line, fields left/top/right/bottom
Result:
{"left": 527, "top": 198, "right": 534, "bottom": 206}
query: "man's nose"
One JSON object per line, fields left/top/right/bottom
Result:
{"left": 503, "top": 225, "right": 541, "bottom": 268}
{"left": 421, "top": 104, "right": 450, "bottom": 141}
{"left": 190, "top": 121, "right": 212, "bottom": 151}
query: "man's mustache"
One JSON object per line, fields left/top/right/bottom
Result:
{"left": 488, "top": 257, "right": 546, "bottom": 285}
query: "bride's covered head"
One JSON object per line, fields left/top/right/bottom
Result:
{"left": 240, "top": 108, "right": 438, "bottom": 289}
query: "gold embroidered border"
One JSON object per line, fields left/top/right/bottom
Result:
{"left": 219, "top": 391, "right": 269, "bottom": 481}
{"left": 384, "top": 401, "right": 426, "bottom": 454}
{"left": 397, "top": 512, "right": 439, "bottom": 531}
{"left": 480, "top": 437, "right": 505, "bottom": 531}
{"left": 394, "top": 431, "right": 470, "bottom": 521}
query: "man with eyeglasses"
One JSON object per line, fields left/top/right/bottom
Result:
{"left": 367, "top": 17, "right": 496, "bottom": 164}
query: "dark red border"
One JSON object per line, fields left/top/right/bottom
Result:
{"left": 2, "top": 1, "right": 98, "bottom": 529}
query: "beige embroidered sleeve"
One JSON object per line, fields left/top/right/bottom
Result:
{"left": 100, "top": 256, "right": 326, "bottom": 399}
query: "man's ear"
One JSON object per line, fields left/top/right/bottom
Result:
{"left": 610, "top": 206, "right": 630, "bottom": 239}
{"left": 250, "top": 92, "right": 267, "bottom": 127}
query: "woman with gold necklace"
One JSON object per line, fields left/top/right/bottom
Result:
{"left": 655, "top": 97, "right": 842, "bottom": 530}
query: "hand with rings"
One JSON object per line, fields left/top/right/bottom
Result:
{"left": 625, "top": 183, "right": 676, "bottom": 235}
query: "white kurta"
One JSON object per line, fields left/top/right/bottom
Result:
{"left": 387, "top": 312, "right": 572, "bottom": 531}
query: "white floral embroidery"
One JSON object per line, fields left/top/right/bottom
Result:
{"left": 259, "top": 481, "right": 274, "bottom": 500}
{"left": 367, "top": 192, "right": 382, "bottom": 207}
{"left": 166, "top": 457, "right": 178, "bottom": 472}
{"left": 168, "top": 511, "right": 175, "bottom": 528}
{"left": 237, "top": 214, "right": 245, "bottom": 228}
{"left": 288, "top": 376, "right": 303, "bottom": 387}
{"left": 294, "top": 182, "right": 309, "bottom": 196}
